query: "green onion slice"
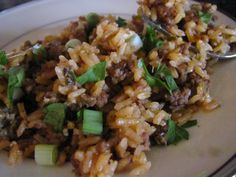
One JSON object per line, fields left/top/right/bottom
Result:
{"left": 35, "top": 144, "right": 58, "bottom": 166}
{"left": 43, "top": 103, "right": 66, "bottom": 132}
{"left": 65, "top": 39, "right": 81, "bottom": 50}
{"left": 82, "top": 109, "right": 103, "bottom": 135}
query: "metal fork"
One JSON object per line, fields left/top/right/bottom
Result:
{"left": 142, "top": 15, "right": 236, "bottom": 60}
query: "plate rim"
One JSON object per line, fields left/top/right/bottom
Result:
{"left": 0, "top": 0, "right": 235, "bottom": 177}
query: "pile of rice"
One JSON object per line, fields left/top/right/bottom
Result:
{"left": 0, "top": 0, "right": 235, "bottom": 177}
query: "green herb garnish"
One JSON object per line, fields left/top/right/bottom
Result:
{"left": 181, "top": 120, "right": 198, "bottom": 128}
{"left": 155, "top": 63, "right": 178, "bottom": 93}
{"left": 86, "top": 12, "right": 99, "bottom": 31}
{"left": 0, "top": 50, "right": 7, "bottom": 65}
{"left": 7, "top": 66, "right": 25, "bottom": 104}
{"left": 143, "top": 25, "right": 164, "bottom": 53}
{"left": 138, "top": 59, "right": 178, "bottom": 94}
{"left": 167, "top": 119, "right": 189, "bottom": 145}
{"left": 43, "top": 103, "right": 66, "bottom": 132}
{"left": 198, "top": 11, "right": 212, "bottom": 24}
{"left": 76, "top": 61, "right": 106, "bottom": 85}
{"left": 32, "top": 44, "right": 47, "bottom": 61}
{"left": 116, "top": 17, "right": 127, "bottom": 27}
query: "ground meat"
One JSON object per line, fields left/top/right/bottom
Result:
{"left": 108, "top": 61, "right": 132, "bottom": 84}
{"left": 25, "top": 60, "right": 41, "bottom": 79}
{"left": 131, "top": 16, "right": 144, "bottom": 34}
{"left": 43, "top": 91, "right": 59, "bottom": 105}
{"left": 187, "top": 72, "right": 209, "bottom": 89}
{"left": 176, "top": 63, "right": 189, "bottom": 85}
{"left": 0, "top": 107, "right": 19, "bottom": 139}
{"left": 96, "top": 91, "right": 109, "bottom": 108}
{"left": 152, "top": 3, "right": 177, "bottom": 25}
{"left": 63, "top": 68, "right": 76, "bottom": 85}
{"left": 79, "top": 93, "right": 97, "bottom": 108}
{"left": 24, "top": 78, "right": 36, "bottom": 93}
{"left": 62, "top": 19, "right": 88, "bottom": 43}
{"left": 46, "top": 40, "right": 66, "bottom": 60}
{"left": 150, "top": 124, "right": 168, "bottom": 146}
{"left": 230, "top": 42, "right": 236, "bottom": 52}
{"left": 18, "top": 92, "right": 38, "bottom": 114}
{"left": 34, "top": 128, "right": 66, "bottom": 145}
{"left": 166, "top": 88, "right": 191, "bottom": 112}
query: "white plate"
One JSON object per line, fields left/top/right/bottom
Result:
{"left": 0, "top": 0, "right": 236, "bottom": 177}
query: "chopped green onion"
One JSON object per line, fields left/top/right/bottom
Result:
{"left": 7, "top": 66, "right": 25, "bottom": 104}
{"left": 128, "top": 33, "right": 143, "bottom": 52}
{"left": 65, "top": 39, "right": 81, "bottom": 50}
{"left": 82, "top": 109, "right": 103, "bottom": 135}
{"left": 166, "top": 119, "right": 189, "bottom": 145}
{"left": 116, "top": 17, "right": 127, "bottom": 27}
{"left": 76, "top": 61, "right": 106, "bottom": 85}
{"left": 143, "top": 25, "right": 163, "bottom": 53}
{"left": 198, "top": 11, "right": 212, "bottom": 24}
{"left": 35, "top": 144, "right": 58, "bottom": 166}
{"left": 0, "top": 50, "right": 7, "bottom": 65}
{"left": 86, "top": 12, "right": 99, "bottom": 31}
{"left": 43, "top": 103, "right": 66, "bottom": 132}
{"left": 32, "top": 44, "right": 47, "bottom": 61}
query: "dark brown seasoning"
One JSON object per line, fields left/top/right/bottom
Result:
{"left": 152, "top": 2, "right": 177, "bottom": 25}
{"left": 150, "top": 124, "right": 168, "bottom": 146}
{"left": 0, "top": 107, "right": 19, "bottom": 139}
{"left": 165, "top": 87, "right": 191, "bottom": 112}
{"left": 45, "top": 40, "right": 66, "bottom": 60}
{"left": 96, "top": 91, "right": 109, "bottom": 108}
{"left": 107, "top": 61, "right": 132, "bottom": 84}
{"left": 131, "top": 16, "right": 144, "bottom": 34}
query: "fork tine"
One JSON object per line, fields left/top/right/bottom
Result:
{"left": 142, "top": 15, "right": 236, "bottom": 60}
{"left": 142, "top": 15, "right": 174, "bottom": 39}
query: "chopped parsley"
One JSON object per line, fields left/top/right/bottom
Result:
{"left": 32, "top": 44, "right": 47, "bottom": 62}
{"left": 86, "top": 12, "right": 99, "bottom": 33}
{"left": 167, "top": 119, "right": 189, "bottom": 145}
{"left": 76, "top": 61, "right": 106, "bottom": 85}
{"left": 198, "top": 11, "right": 212, "bottom": 24}
{"left": 143, "top": 25, "right": 163, "bottom": 53}
{"left": 138, "top": 59, "right": 178, "bottom": 94}
{"left": 116, "top": 17, "right": 127, "bottom": 27}
{"left": 155, "top": 63, "right": 178, "bottom": 93}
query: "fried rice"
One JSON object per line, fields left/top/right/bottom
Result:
{"left": 0, "top": 0, "right": 235, "bottom": 177}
